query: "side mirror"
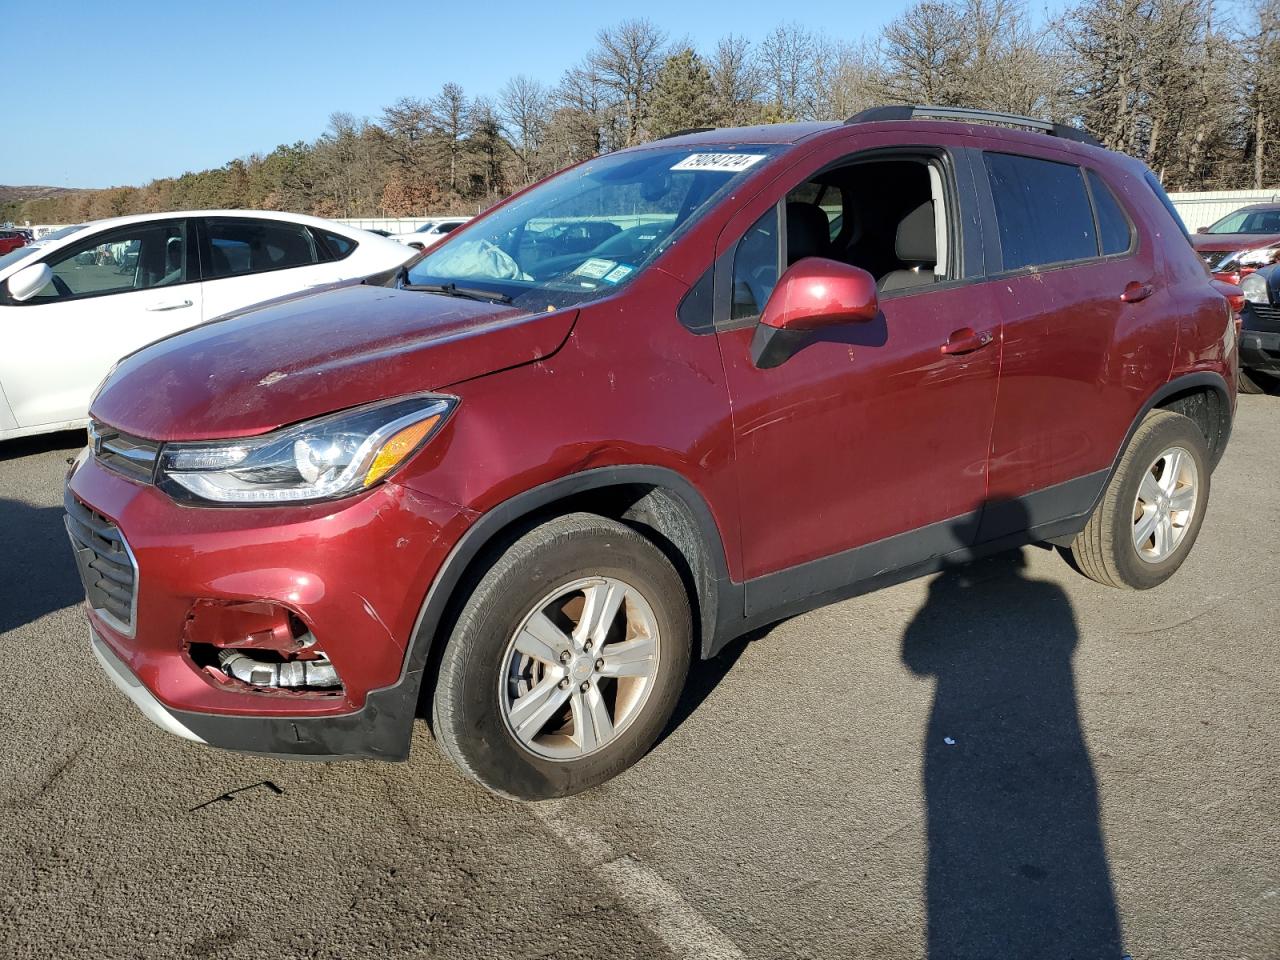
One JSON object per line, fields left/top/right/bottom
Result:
{"left": 6, "top": 262, "right": 52, "bottom": 302}
{"left": 751, "top": 257, "right": 879, "bottom": 368}
{"left": 1196, "top": 226, "right": 1209, "bottom": 234}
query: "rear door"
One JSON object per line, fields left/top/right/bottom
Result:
{"left": 198, "top": 216, "right": 333, "bottom": 319}
{"left": 973, "top": 149, "right": 1168, "bottom": 539}
{"left": 0, "top": 218, "right": 202, "bottom": 428}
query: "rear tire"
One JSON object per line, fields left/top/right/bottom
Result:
{"left": 1067, "top": 410, "right": 1210, "bottom": 589}
{"left": 432, "top": 512, "right": 691, "bottom": 800}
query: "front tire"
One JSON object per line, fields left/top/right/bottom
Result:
{"left": 1238, "top": 368, "right": 1273, "bottom": 395}
{"left": 1067, "top": 410, "right": 1210, "bottom": 589}
{"left": 432, "top": 513, "right": 692, "bottom": 800}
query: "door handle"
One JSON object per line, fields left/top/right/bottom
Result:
{"left": 941, "top": 327, "right": 996, "bottom": 356}
{"left": 1120, "top": 281, "right": 1154, "bottom": 303}
{"left": 145, "top": 299, "right": 193, "bottom": 312}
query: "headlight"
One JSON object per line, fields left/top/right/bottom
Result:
{"left": 1241, "top": 271, "right": 1271, "bottom": 305}
{"left": 157, "top": 395, "right": 455, "bottom": 505}
{"left": 1237, "top": 245, "right": 1280, "bottom": 267}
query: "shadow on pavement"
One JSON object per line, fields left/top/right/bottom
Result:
{"left": 0, "top": 428, "right": 85, "bottom": 463}
{"left": 0, "top": 496, "right": 83, "bottom": 634}
{"left": 0, "top": 431, "right": 85, "bottom": 634}
{"left": 902, "top": 502, "right": 1123, "bottom": 957}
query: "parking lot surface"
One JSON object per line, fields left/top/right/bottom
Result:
{"left": 1, "top": 400, "right": 1277, "bottom": 960}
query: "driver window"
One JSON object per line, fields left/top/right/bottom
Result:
{"left": 32, "top": 222, "right": 188, "bottom": 303}
{"left": 785, "top": 158, "right": 951, "bottom": 295}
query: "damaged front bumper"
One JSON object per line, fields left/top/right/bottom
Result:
{"left": 90, "top": 623, "right": 424, "bottom": 760}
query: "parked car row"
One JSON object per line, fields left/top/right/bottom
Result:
{"left": 388, "top": 216, "right": 471, "bottom": 250}
{"left": 42, "top": 106, "right": 1241, "bottom": 802}
{"left": 0, "top": 228, "right": 28, "bottom": 256}
{"left": 0, "top": 211, "right": 415, "bottom": 440}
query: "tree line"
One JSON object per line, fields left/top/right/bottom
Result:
{"left": 9, "top": 0, "right": 1280, "bottom": 226}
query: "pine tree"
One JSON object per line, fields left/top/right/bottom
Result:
{"left": 647, "top": 49, "right": 716, "bottom": 139}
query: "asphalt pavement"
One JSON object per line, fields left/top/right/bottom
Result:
{"left": 0, "top": 400, "right": 1276, "bottom": 960}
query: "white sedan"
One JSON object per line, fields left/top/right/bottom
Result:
{"left": 388, "top": 217, "right": 471, "bottom": 250}
{"left": 0, "top": 210, "right": 415, "bottom": 441}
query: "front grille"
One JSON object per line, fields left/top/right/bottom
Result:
{"left": 89, "top": 420, "right": 160, "bottom": 483}
{"left": 1199, "top": 250, "right": 1229, "bottom": 269}
{"left": 65, "top": 492, "right": 138, "bottom": 635}
{"left": 1245, "top": 302, "right": 1280, "bottom": 334}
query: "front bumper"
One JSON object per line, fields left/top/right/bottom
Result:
{"left": 90, "top": 624, "right": 422, "bottom": 760}
{"left": 69, "top": 452, "right": 471, "bottom": 760}
{"left": 1239, "top": 327, "right": 1280, "bottom": 374}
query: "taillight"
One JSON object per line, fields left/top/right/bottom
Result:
{"left": 1210, "top": 278, "right": 1245, "bottom": 316}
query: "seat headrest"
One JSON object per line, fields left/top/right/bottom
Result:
{"left": 896, "top": 201, "right": 936, "bottom": 264}
{"left": 786, "top": 202, "right": 831, "bottom": 264}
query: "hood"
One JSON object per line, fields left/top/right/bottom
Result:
{"left": 1191, "top": 231, "right": 1280, "bottom": 252}
{"left": 92, "top": 283, "right": 577, "bottom": 441}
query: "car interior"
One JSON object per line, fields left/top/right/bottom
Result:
{"left": 207, "top": 220, "right": 316, "bottom": 278}
{"left": 32, "top": 224, "right": 187, "bottom": 300}
{"left": 786, "top": 157, "right": 950, "bottom": 292}
{"left": 731, "top": 156, "right": 951, "bottom": 319}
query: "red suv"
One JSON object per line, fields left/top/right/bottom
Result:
{"left": 0, "top": 229, "right": 27, "bottom": 257}
{"left": 66, "top": 106, "right": 1237, "bottom": 799}
{"left": 1190, "top": 202, "right": 1280, "bottom": 284}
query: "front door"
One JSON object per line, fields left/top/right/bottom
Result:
{"left": 712, "top": 146, "right": 1002, "bottom": 612}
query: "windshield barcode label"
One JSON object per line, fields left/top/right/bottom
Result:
{"left": 670, "top": 153, "right": 766, "bottom": 173}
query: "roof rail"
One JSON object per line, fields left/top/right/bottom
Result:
{"left": 654, "top": 127, "right": 716, "bottom": 140}
{"left": 845, "top": 105, "right": 1100, "bottom": 148}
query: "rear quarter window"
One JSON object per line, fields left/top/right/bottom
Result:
{"left": 312, "top": 228, "right": 357, "bottom": 262}
{"left": 1086, "top": 170, "right": 1134, "bottom": 256}
{"left": 984, "top": 152, "right": 1097, "bottom": 271}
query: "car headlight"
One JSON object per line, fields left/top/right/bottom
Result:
{"left": 1237, "top": 244, "right": 1280, "bottom": 267}
{"left": 1241, "top": 271, "right": 1271, "bottom": 305}
{"left": 157, "top": 395, "right": 455, "bottom": 505}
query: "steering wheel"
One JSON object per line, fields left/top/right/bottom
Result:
{"left": 51, "top": 274, "right": 72, "bottom": 297}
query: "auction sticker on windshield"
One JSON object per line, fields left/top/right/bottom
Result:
{"left": 670, "top": 153, "right": 766, "bottom": 172}
{"left": 572, "top": 258, "right": 618, "bottom": 280}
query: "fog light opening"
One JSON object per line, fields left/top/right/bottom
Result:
{"left": 216, "top": 647, "right": 342, "bottom": 690}
{"left": 183, "top": 599, "right": 344, "bottom": 695}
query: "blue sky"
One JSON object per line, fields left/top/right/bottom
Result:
{"left": 7, "top": 0, "right": 1058, "bottom": 188}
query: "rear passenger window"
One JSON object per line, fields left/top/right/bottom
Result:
{"left": 731, "top": 207, "right": 780, "bottom": 320}
{"left": 984, "top": 153, "right": 1096, "bottom": 271}
{"left": 205, "top": 218, "right": 318, "bottom": 279}
{"left": 1087, "top": 171, "right": 1133, "bottom": 256}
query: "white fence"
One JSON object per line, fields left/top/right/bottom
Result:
{"left": 334, "top": 217, "right": 447, "bottom": 233}
{"left": 1168, "top": 190, "right": 1280, "bottom": 231}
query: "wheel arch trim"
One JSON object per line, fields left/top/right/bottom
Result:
{"left": 1102, "top": 370, "right": 1231, "bottom": 502}
{"left": 404, "top": 466, "right": 735, "bottom": 689}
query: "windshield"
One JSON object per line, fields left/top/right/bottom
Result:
{"left": 404, "top": 145, "right": 779, "bottom": 308}
{"left": 1206, "top": 208, "right": 1280, "bottom": 234}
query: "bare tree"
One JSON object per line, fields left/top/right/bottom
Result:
{"left": 589, "top": 18, "right": 668, "bottom": 145}
{"left": 1240, "top": 0, "right": 1280, "bottom": 186}
{"left": 708, "top": 34, "right": 765, "bottom": 125}
{"left": 812, "top": 40, "right": 879, "bottom": 121}
{"left": 759, "top": 22, "right": 818, "bottom": 119}
{"left": 499, "top": 75, "right": 550, "bottom": 184}
{"left": 875, "top": 1, "right": 969, "bottom": 105}
{"left": 430, "top": 82, "right": 470, "bottom": 195}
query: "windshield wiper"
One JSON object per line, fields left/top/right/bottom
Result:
{"left": 401, "top": 281, "right": 512, "bottom": 304}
